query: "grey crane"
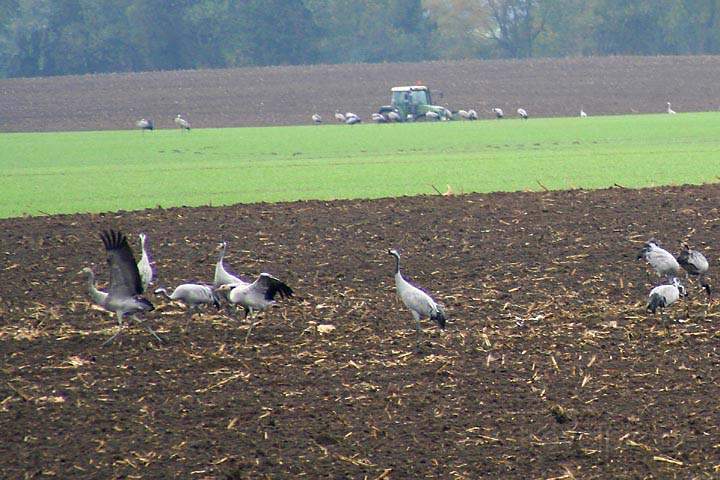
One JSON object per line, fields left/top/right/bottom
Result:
{"left": 387, "top": 111, "right": 401, "bottom": 122}
{"left": 580, "top": 107, "right": 587, "bottom": 118}
{"left": 425, "top": 111, "right": 440, "bottom": 121}
{"left": 457, "top": 109, "right": 469, "bottom": 120}
{"left": 346, "top": 115, "right": 361, "bottom": 125}
{"left": 517, "top": 108, "right": 528, "bottom": 119}
{"left": 136, "top": 118, "right": 154, "bottom": 131}
{"left": 492, "top": 107, "right": 504, "bottom": 119}
{"left": 677, "top": 243, "right": 711, "bottom": 296}
{"left": 667, "top": 102, "right": 676, "bottom": 115}
{"left": 371, "top": 113, "right": 387, "bottom": 123}
{"left": 387, "top": 249, "right": 446, "bottom": 349}
{"left": 137, "top": 233, "right": 153, "bottom": 291}
{"left": 79, "top": 266, "right": 109, "bottom": 306}
{"left": 637, "top": 239, "right": 680, "bottom": 281}
{"left": 467, "top": 109, "right": 478, "bottom": 120}
{"left": 174, "top": 114, "right": 191, "bottom": 131}
{"left": 334, "top": 110, "right": 346, "bottom": 122}
{"left": 311, "top": 113, "right": 322, "bottom": 124}
{"left": 155, "top": 283, "right": 221, "bottom": 327}
{"left": 647, "top": 277, "right": 687, "bottom": 330}
{"left": 99, "top": 230, "right": 160, "bottom": 345}
{"left": 216, "top": 273, "right": 293, "bottom": 341}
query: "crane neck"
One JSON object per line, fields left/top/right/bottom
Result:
{"left": 155, "top": 288, "right": 171, "bottom": 299}
{"left": 392, "top": 254, "right": 400, "bottom": 275}
{"left": 85, "top": 270, "right": 105, "bottom": 304}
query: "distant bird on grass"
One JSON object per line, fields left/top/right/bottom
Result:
{"left": 425, "top": 111, "right": 440, "bottom": 121}
{"left": 667, "top": 102, "right": 676, "bottom": 114}
{"left": 580, "top": 107, "right": 587, "bottom": 118}
{"left": 387, "top": 111, "right": 401, "bottom": 122}
{"left": 174, "top": 114, "right": 191, "bottom": 131}
{"left": 518, "top": 108, "right": 528, "bottom": 119}
{"left": 311, "top": 113, "right": 322, "bottom": 124}
{"left": 346, "top": 115, "right": 361, "bottom": 125}
{"left": 334, "top": 110, "right": 346, "bottom": 122}
{"left": 467, "top": 109, "right": 478, "bottom": 120}
{"left": 136, "top": 118, "right": 154, "bottom": 131}
{"left": 98, "top": 230, "right": 159, "bottom": 346}
{"left": 638, "top": 239, "right": 680, "bottom": 282}
{"left": 371, "top": 113, "right": 387, "bottom": 123}
{"left": 492, "top": 108, "right": 504, "bottom": 119}
{"left": 676, "top": 243, "right": 711, "bottom": 296}
{"left": 457, "top": 109, "right": 469, "bottom": 120}
{"left": 387, "top": 249, "right": 446, "bottom": 350}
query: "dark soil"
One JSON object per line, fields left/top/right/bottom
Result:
{"left": 2, "top": 55, "right": 720, "bottom": 132}
{"left": 2, "top": 184, "right": 720, "bottom": 478}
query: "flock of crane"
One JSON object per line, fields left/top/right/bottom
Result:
{"left": 132, "top": 103, "right": 678, "bottom": 131}
{"left": 310, "top": 102, "right": 683, "bottom": 125}
{"left": 638, "top": 239, "right": 711, "bottom": 326}
{"left": 80, "top": 228, "right": 710, "bottom": 349}
{"left": 81, "top": 230, "right": 445, "bottom": 348}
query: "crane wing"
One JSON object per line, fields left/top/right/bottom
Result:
{"left": 100, "top": 230, "right": 143, "bottom": 297}
{"left": 252, "top": 273, "right": 293, "bottom": 301}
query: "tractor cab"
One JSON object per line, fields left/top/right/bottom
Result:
{"left": 378, "top": 86, "right": 448, "bottom": 121}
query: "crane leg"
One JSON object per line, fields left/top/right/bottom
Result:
{"left": 103, "top": 313, "right": 126, "bottom": 346}
{"left": 133, "top": 314, "right": 163, "bottom": 343}
{"left": 412, "top": 312, "right": 422, "bottom": 352}
{"left": 244, "top": 310, "right": 259, "bottom": 344}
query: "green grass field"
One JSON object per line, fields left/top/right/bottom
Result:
{"left": 2, "top": 113, "right": 719, "bottom": 218}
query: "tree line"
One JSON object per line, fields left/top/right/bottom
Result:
{"left": 1, "top": 0, "right": 718, "bottom": 78}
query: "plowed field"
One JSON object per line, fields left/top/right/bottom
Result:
{"left": 2, "top": 184, "right": 719, "bottom": 478}
{"left": 2, "top": 55, "right": 720, "bottom": 132}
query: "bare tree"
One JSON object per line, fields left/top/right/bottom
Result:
{"left": 486, "top": 0, "right": 545, "bottom": 58}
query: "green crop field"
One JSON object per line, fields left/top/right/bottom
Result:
{"left": 2, "top": 113, "right": 719, "bottom": 218}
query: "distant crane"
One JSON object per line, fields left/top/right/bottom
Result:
{"left": 387, "top": 111, "right": 401, "bottom": 122}
{"left": 311, "top": 113, "right": 322, "bottom": 124}
{"left": 174, "top": 114, "right": 191, "bottom": 131}
{"left": 517, "top": 108, "right": 528, "bottom": 119}
{"left": 346, "top": 115, "right": 361, "bottom": 125}
{"left": 425, "top": 111, "right": 440, "bottom": 121}
{"left": 136, "top": 118, "right": 154, "bottom": 131}
{"left": 457, "top": 109, "right": 469, "bottom": 120}
{"left": 667, "top": 102, "right": 676, "bottom": 114}
{"left": 371, "top": 113, "right": 387, "bottom": 123}
{"left": 334, "top": 110, "right": 346, "bottom": 122}
{"left": 492, "top": 108, "right": 504, "bottom": 119}
{"left": 387, "top": 249, "right": 446, "bottom": 350}
{"left": 580, "top": 107, "right": 587, "bottom": 118}
{"left": 467, "top": 109, "right": 478, "bottom": 120}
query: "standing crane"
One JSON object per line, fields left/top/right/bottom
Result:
{"left": 387, "top": 249, "right": 446, "bottom": 350}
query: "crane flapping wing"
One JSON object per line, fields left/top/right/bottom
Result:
{"left": 100, "top": 230, "right": 144, "bottom": 296}
{"left": 254, "top": 273, "right": 293, "bottom": 301}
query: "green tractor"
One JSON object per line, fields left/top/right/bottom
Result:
{"left": 378, "top": 86, "right": 451, "bottom": 122}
